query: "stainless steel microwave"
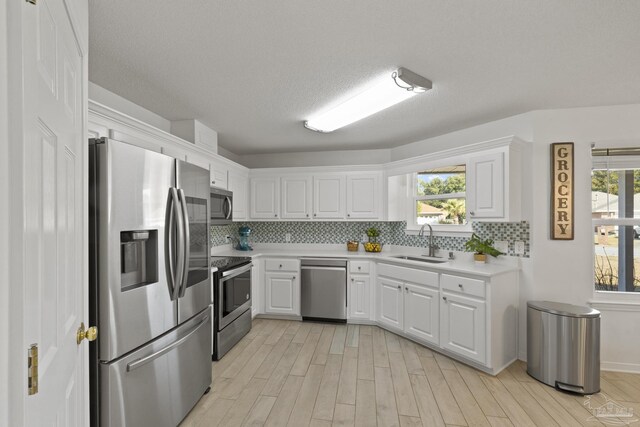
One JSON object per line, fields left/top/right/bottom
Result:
{"left": 210, "top": 187, "right": 233, "bottom": 224}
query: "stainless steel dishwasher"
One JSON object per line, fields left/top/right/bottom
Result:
{"left": 301, "top": 258, "right": 347, "bottom": 322}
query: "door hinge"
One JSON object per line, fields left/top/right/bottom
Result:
{"left": 27, "top": 344, "right": 38, "bottom": 395}
{"left": 25, "top": 0, "right": 37, "bottom": 4}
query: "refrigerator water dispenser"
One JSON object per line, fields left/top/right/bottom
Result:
{"left": 120, "top": 230, "right": 158, "bottom": 291}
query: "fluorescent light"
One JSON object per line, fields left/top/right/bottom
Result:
{"left": 304, "top": 67, "right": 432, "bottom": 133}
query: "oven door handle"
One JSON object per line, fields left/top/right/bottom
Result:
{"left": 222, "top": 263, "right": 253, "bottom": 278}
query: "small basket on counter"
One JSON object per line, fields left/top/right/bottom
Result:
{"left": 346, "top": 240, "right": 360, "bottom": 252}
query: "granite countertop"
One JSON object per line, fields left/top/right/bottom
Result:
{"left": 211, "top": 244, "right": 520, "bottom": 278}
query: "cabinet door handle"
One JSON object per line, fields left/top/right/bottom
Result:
{"left": 313, "top": 213, "right": 317, "bottom": 217}
{"left": 458, "top": 284, "right": 463, "bottom": 289}
{"left": 405, "top": 286, "right": 408, "bottom": 293}
{"left": 347, "top": 213, "right": 351, "bottom": 217}
{"left": 274, "top": 214, "right": 277, "bottom": 218}
{"left": 442, "top": 296, "right": 447, "bottom": 301}
{"left": 351, "top": 278, "right": 354, "bottom": 282}
{"left": 292, "top": 276, "right": 296, "bottom": 280}
{"left": 357, "top": 266, "right": 361, "bottom": 270}
{"left": 469, "top": 211, "right": 475, "bottom": 216}
{"left": 212, "top": 180, "right": 215, "bottom": 184}
{"left": 279, "top": 264, "right": 283, "bottom": 268}
{"left": 397, "top": 285, "right": 401, "bottom": 290}
{"left": 306, "top": 214, "right": 309, "bottom": 217}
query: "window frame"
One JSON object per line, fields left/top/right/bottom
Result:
{"left": 591, "top": 155, "right": 640, "bottom": 300}
{"left": 406, "top": 168, "right": 473, "bottom": 235}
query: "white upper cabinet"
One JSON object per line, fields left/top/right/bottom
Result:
{"left": 466, "top": 152, "right": 504, "bottom": 219}
{"left": 228, "top": 171, "right": 248, "bottom": 220}
{"left": 346, "top": 173, "right": 381, "bottom": 219}
{"left": 313, "top": 175, "right": 346, "bottom": 219}
{"left": 466, "top": 143, "right": 522, "bottom": 221}
{"left": 281, "top": 176, "right": 312, "bottom": 219}
{"left": 250, "top": 177, "right": 280, "bottom": 219}
{"left": 210, "top": 159, "right": 228, "bottom": 190}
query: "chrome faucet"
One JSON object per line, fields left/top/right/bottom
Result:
{"left": 419, "top": 224, "right": 437, "bottom": 257}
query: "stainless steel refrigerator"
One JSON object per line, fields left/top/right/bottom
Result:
{"left": 89, "top": 137, "right": 212, "bottom": 426}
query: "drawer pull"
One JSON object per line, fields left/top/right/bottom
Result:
{"left": 358, "top": 266, "right": 361, "bottom": 270}
{"left": 279, "top": 264, "right": 283, "bottom": 268}
{"left": 442, "top": 296, "right": 447, "bottom": 301}
{"left": 458, "top": 284, "right": 463, "bottom": 289}
{"left": 397, "top": 285, "right": 401, "bottom": 290}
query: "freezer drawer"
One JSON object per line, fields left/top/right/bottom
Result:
{"left": 100, "top": 309, "right": 212, "bottom": 427}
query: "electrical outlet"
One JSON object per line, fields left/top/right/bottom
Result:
{"left": 515, "top": 241, "right": 525, "bottom": 255}
{"left": 494, "top": 240, "right": 508, "bottom": 254}
{"left": 285, "top": 233, "right": 291, "bottom": 243}
{"left": 225, "top": 235, "right": 231, "bottom": 244}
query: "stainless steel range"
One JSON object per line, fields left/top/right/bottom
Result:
{"left": 211, "top": 256, "right": 253, "bottom": 360}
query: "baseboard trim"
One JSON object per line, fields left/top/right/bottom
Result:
{"left": 601, "top": 361, "right": 640, "bottom": 374}
{"left": 347, "top": 319, "right": 377, "bottom": 325}
{"left": 255, "top": 314, "right": 303, "bottom": 321}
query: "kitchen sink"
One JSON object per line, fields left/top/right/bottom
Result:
{"left": 390, "top": 255, "right": 448, "bottom": 264}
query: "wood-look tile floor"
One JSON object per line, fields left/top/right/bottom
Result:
{"left": 181, "top": 319, "right": 640, "bottom": 427}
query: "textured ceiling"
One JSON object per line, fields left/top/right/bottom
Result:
{"left": 88, "top": 1, "right": 640, "bottom": 155}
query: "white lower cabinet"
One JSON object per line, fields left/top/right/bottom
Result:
{"left": 404, "top": 283, "right": 439, "bottom": 346}
{"left": 377, "top": 277, "right": 404, "bottom": 330}
{"left": 264, "top": 258, "right": 300, "bottom": 316}
{"left": 349, "top": 274, "right": 370, "bottom": 320}
{"left": 265, "top": 273, "right": 300, "bottom": 316}
{"left": 440, "top": 292, "right": 486, "bottom": 364}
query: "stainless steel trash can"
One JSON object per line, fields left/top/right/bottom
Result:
{"left": 527, "top": 301, "right": 600, "bottom": 394}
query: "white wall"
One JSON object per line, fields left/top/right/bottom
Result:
{"left": 526, "top": 105, "right": 640, "bottom": 370}
{"left": 390, "top": 112, "right": 534, "bottom": 162}
{"left": 239, "top": 148, "right": 391, "bottom": 168}
{"left": 0, "top": 1, "right": 9, "bottom": 424}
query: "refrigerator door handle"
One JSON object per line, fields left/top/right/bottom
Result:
{"left": 125, "top": 315, "right": 208, "bottom": 372}
{"left": 164, "top": 188, "right": 182, "bottom": 300}
{"left": 178, "top": 189, "right": 190, "bottom": 297}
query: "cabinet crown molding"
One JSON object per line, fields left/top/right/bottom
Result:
{"left": 89, "top": 99, "right": 248, "bottom": 173}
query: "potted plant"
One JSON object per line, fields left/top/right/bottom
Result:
{"left": 366, "top": 227, "right": 380, "bottom": 242}
{"left": 464, "top": 233, "right": 504, "bottom": 263}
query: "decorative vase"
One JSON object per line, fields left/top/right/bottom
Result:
{"left": 474, "top": 253, "right": 487, "bottom": 263}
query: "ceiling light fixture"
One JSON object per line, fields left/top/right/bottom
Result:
{"left": 304, "top": 67, "right": 432, "bottom": 133}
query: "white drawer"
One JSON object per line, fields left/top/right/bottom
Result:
{"left": 377, "top": 263, "right": 438, "bottom": 288}
{"left": 441, "top": 274, "right": 485, "bottom": 298}
{"left": 265, "top": 258, "right": 300, "bottom": 272}
{"left": 349, "top": 261, "right": 370, "bottom": 274}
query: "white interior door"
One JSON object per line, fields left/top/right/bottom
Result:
{"left": 20, "top": 0, "right": 88, "bottom": 425}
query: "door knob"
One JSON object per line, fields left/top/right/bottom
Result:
{"left": 76, "top": 322, "right": 98, "bottom": 345}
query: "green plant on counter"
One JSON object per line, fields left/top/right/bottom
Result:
{"left": 464, "top": 233, "right": 504, "bottom": 257}
{"left": 365, "top": 227, "right": 380, "bottom": 242}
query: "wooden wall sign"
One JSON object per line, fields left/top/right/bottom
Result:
{"left": 551, "top": 142, "right": 574, "bottom": 240}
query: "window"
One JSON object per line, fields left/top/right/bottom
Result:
{"left": 592, "top": 151, "right": 640, "bottom": 293}
{"left": 414, "top": 165, "right": 466, "bottom": 226}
